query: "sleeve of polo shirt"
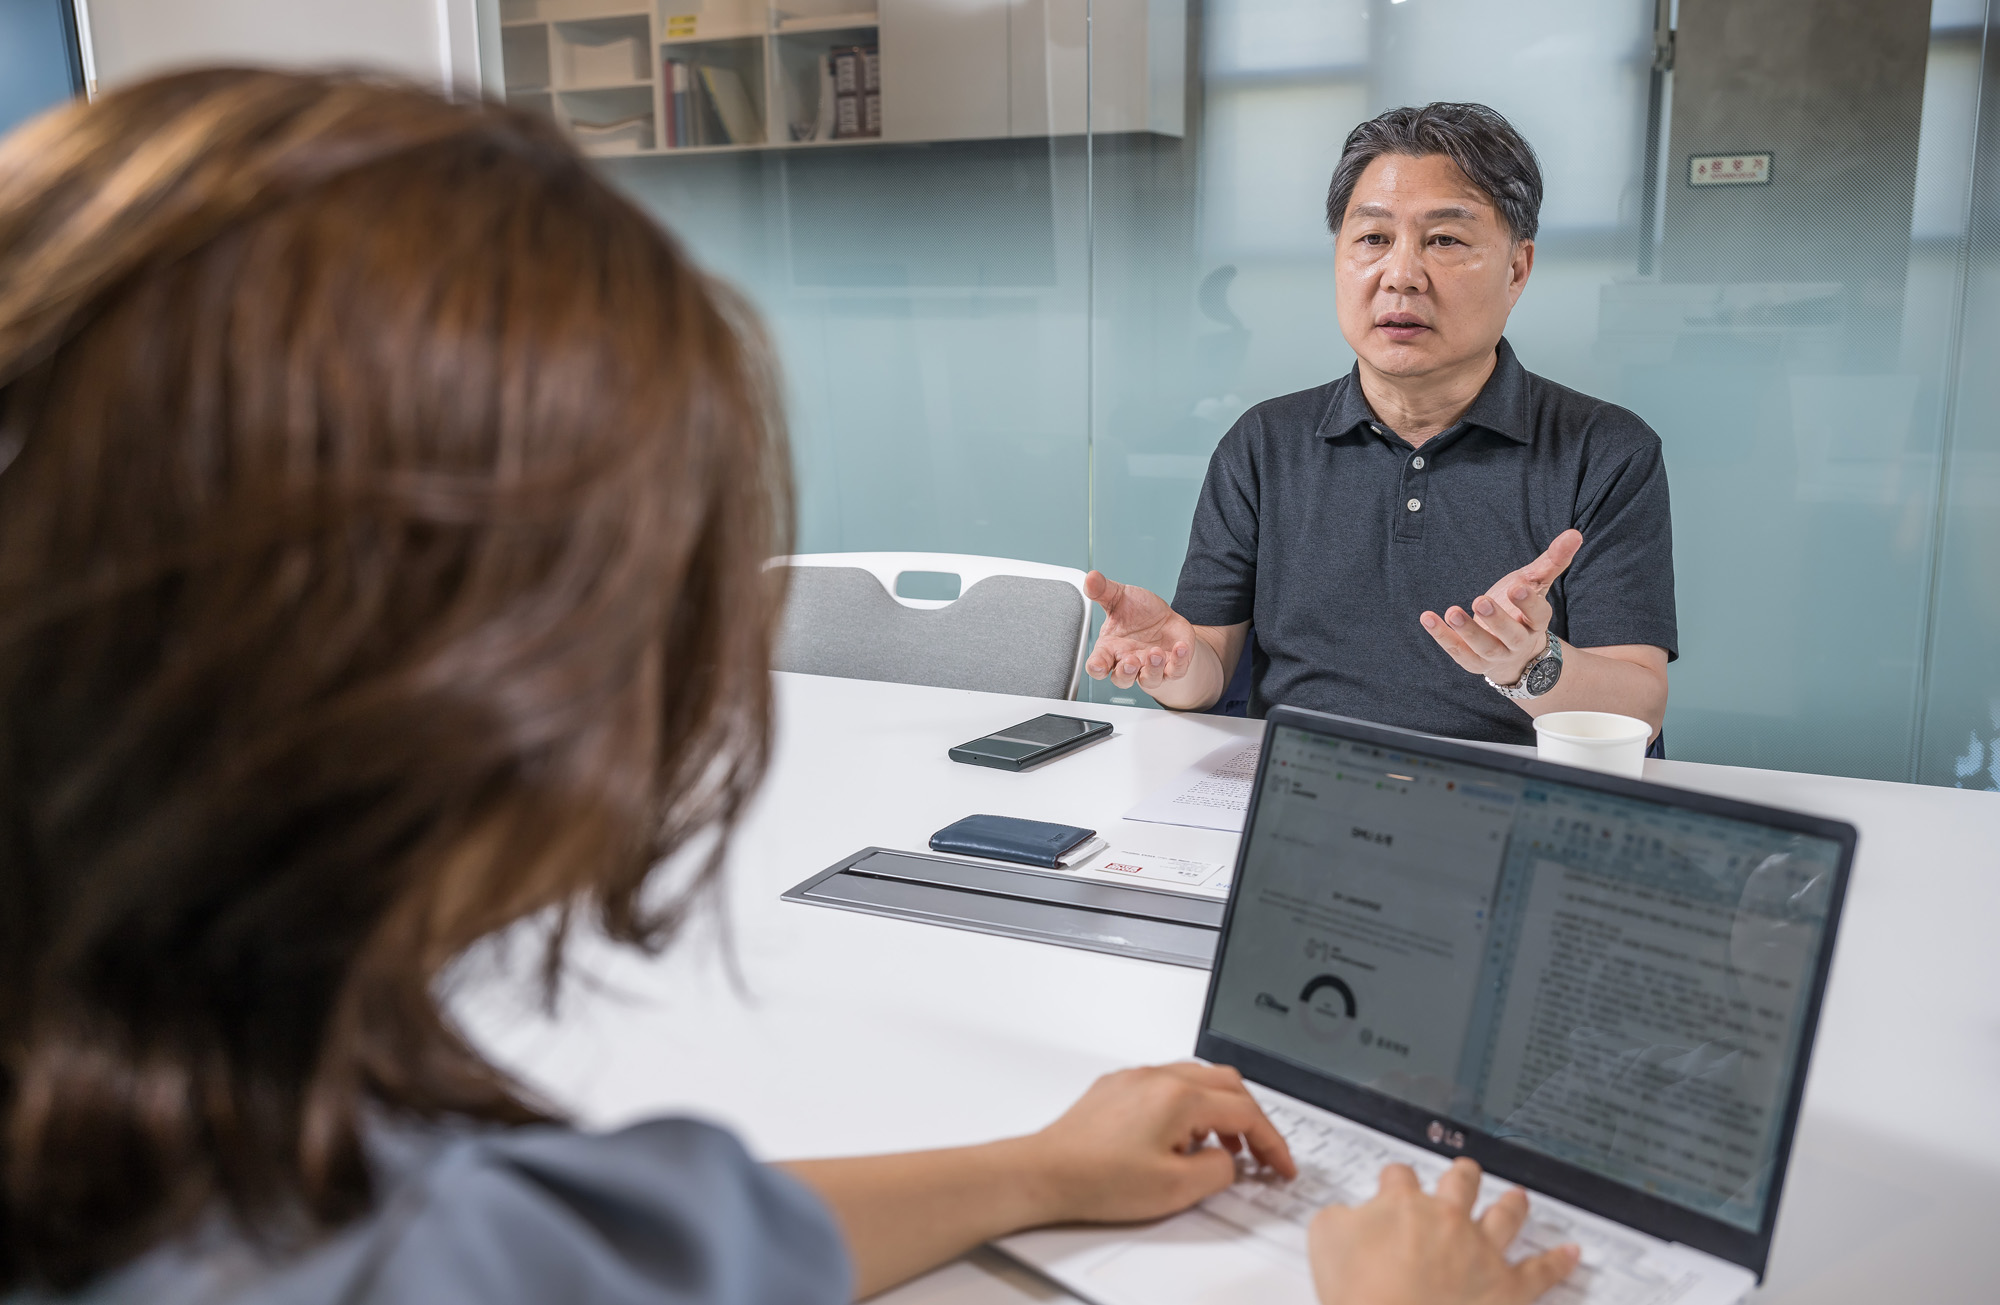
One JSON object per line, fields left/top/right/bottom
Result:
{"left": 1560, "top": 431, "right": 1679, "bottom": 661}
{"left": 1170, "top": 418, "right": 1260, "bottom": 627}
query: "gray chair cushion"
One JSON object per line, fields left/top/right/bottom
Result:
{"left": 774, "top": 567, "right": 1084, "bottom": 700}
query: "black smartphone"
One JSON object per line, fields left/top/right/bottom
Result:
{"left": 948, "top": 713, "right": 1113, "bottom": 771}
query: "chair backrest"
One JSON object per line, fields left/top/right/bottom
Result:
{"left": 772, "top": 552, "right": 1090, "bottom": 700}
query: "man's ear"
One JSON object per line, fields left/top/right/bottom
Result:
{"left": 1508, "top": 238, "right": 1536, "bottom": 301}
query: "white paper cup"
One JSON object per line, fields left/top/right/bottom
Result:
{"left": 1533, "top": 711, "right": 1651, "bottom": 779}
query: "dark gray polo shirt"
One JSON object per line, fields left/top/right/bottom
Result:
{"left": 1172, "top": 338, "right": 1677, "bottom": 745}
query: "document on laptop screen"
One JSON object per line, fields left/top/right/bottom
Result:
{"left": 1208, "top": 726, "right": 1841, "bottom": 1233}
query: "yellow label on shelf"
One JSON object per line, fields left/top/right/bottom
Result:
{"left": 665, "top": 16, "right": 697, "bottom": 36}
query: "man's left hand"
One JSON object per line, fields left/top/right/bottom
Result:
{"left": 1420, "top": 530, "right": 1582, "bottom": 685}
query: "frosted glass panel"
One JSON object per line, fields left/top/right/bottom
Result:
{"left": 477, "top": 0, "right": 2000, "bottom": 785}
{"left": 504, "top": 0, "right": 1111, "bottom": 571}
{"left": 1089, "top": 0, "right": 1661, "bottom": 708}
{"left": 1088, "top": 0, "right": 1998, "bottom": 788}
{"left": 1204, "top": 0, "right": 1368, "bottom": 73}
{"left": 1371, "top": 1, "right": 1650, "bottom": 234}
{"left": 1919, "top": 15, "right": 2000, "bottom": 791}
{"left": 602, "top": 140, "right": 1089, "bottom": 566}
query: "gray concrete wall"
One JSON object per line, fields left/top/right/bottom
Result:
{"left": 1662, "top": 0, "right": 1933, "bottom": 340}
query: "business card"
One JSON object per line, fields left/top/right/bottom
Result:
{"left": 1065, "top": 847, "right": 1230, "bottom": 896}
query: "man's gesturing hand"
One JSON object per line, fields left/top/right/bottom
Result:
{"left": 1084, "top": 571, "right": 1198, "bottom": 692}
{"left": 1309, "top": 1159, "right": 1579, "bottom": 1305}
{"left": 1420, "top": 529, "right": 1582, "bottom": 686}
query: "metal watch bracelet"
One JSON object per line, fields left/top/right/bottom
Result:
{"left": 1487, "top": 630, "right": 1562, "bottom": 700}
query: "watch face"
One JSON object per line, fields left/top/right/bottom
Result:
{"left": 1525, "top": 655, "right": 1562, "bottom": 697}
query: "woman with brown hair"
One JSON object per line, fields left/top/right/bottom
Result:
{"left": 0, "top": 69, "right": 1574, "bottom": 1305}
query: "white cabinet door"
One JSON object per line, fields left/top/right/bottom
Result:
{"left": 1007, "top": 0, "right": 1081, "bottom": 137}
{"left": 879, "top": 0, "right": 1010, "bottom": 143}
{"left": 1008, "top": 0, "right": 1183, "bottom": 139}
{"left": 84, "top": 0, "right": 447, "bottom": 90}
{"left": 877, "top": 0, "right": 1182, "bottom": 145}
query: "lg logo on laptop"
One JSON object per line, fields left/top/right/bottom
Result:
{"left": 1427, "top": 1121, "right": 1467, "bottom": 1151}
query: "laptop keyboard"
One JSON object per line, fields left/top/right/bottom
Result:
{"left": 1200, "top": 1094, "right": 1704, "bottom": 1305}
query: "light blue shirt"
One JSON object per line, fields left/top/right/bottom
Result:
{"left": 13, "top": 1118, "right": 850, "bottom": 1305}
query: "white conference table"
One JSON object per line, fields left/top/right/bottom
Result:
{"left": 457, "top": 672, "right": 2000, "bottom": 1304}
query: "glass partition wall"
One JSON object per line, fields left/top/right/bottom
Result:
{"left": 483, "top": 0, "right": 2000, "bottom": 790}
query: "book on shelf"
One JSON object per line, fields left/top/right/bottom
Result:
{"left": 662, "top": 58, "right": 758, "bottom": 149}
{"left": 700, "top": 66, "right": 760, "bottom": 145}
{"left": 664, "top": 58, "right": 687, "bottom": 147}
{"left": 830, "top": 46, "right": 860, "bottom": 96}
{"left": 829, "top": 44, "right": 880, "bottom": 139}
{"left": 832, "top": 92, "right": 860, "bottom": 139}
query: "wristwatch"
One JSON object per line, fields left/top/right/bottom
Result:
{"left": 1487, "top": 631, "right": 1562, "bottom": 700}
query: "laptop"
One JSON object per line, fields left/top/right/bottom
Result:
{"left": 1002, "top": 706, "right": 1855, "bottom": 1305}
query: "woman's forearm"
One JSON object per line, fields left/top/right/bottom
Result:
{"left": 777, "top": 1063, "right": 1298, "bottom": 1299}
{"left": 781, "top": 1139, "right": 1057, "bottom": 1299}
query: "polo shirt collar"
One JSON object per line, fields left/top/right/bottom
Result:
{"left": 1319, "top": 336, "right": 1533, "bottom": 445}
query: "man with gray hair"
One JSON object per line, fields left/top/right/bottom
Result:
{"left": 1084, "top": 102, "right": 1676, "bottom": 747}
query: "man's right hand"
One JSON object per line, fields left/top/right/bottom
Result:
{"left": 1082, "top": 571, "right": 1200, "bottom": 693}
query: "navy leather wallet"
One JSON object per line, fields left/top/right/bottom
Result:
{"left": 929, "top": 814, "right": 1098, "bottom": 869}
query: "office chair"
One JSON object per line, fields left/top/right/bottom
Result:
{"left": 772, "top": 552, "right": 1090, "bottom": 701}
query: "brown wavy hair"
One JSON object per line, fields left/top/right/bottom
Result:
{"left": 0, "top": 68, "right": 790, "bottom": 1289}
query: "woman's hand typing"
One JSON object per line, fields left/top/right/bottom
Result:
{"left": 1309, "top": 1158, "right": 1580, "bottom": 1305}
{"left": 1010, "top": 1061, "right": 1297, "bottom": 1225}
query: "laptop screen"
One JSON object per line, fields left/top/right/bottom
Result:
{"left": 1206, "top": 723, "right": 1843, "bottom": 1234}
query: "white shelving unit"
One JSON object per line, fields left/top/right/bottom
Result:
{"left": 495, "top": 0, "right": 1184, "bottom": 158}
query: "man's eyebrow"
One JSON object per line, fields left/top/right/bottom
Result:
{"left": 1345, "top": 202, "right": 1486, "bottom": 221}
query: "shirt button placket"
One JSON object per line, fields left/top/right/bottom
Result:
{"left": 1395, "top": 446, "right": 1426, "bottom": 542}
